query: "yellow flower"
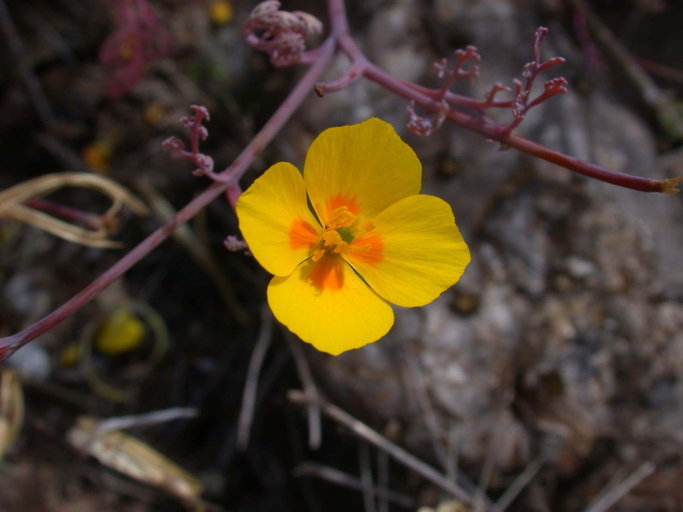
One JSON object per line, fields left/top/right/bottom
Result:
{"left": 209, "top": 0, "right": 233, "bottom": 25}
{"left": 236, "top": 118, "right": 471, "bottom": 355}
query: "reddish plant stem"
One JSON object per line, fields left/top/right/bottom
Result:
{"left": 401, "top": 79, "right": 512, "bottom": 110}
{"left": 364, "top": 61, "right": 669, "bottom": 192}
{"left": 637, "top": 57, "right": 683, "bottom": 85}
{"left": 24, "top": 198, "right": 104, "bottom": 230}
{"left": 0, "top": 36, "right": 336, "bottom": 361}
{"left": 327, "top": 0, "right": 675, "bottom": 193}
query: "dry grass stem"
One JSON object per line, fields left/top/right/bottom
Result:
{"left": 360, "top": 443, "right": 378, "bottom": 512}
{"left": 474, "top": 406, "right": 510, "bottom": 512}
{"left": 288, "top": 390, "right": 489, "bottom": 509}
{"left": 402, "top": 349, "right": 449, "bottom": 470}
{"left": 0, "top": 172, "right": 148, "bottom": 248}
{"left": 446, "top": 424, "right": 461, "bottom": 485}
{"left": 493, "top": 456, "right": 545, "bottom": 512}
{"left": 566, "top": 0, "right": 683, "bottom": 140}
{"left": 294, "top": 461, "right": 414, "bottom": 509}
{"left": 95, "top": 408, "right": 199, "bottom": 434}
{"left": 237, "top": 306, "right": 274, "bottom": 450}
{"left": 378, "top": 450, "right": 389, "bottom": 512}
{"left": 285, "top": 330, "right": 322, "bottom": 449}
{"left": 583, "top": 462, "right": 656, "bottom": 512}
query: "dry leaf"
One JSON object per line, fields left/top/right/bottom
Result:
{"left": 68, "top": 416, "right": 202, "bottom": 502}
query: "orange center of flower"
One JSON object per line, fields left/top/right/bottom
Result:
{"left": 289, "top": 198, "right": 384, "bottom": 291}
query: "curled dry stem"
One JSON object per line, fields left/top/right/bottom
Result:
{"left": 0, "top": 172, "right": 148, "bottom": 248}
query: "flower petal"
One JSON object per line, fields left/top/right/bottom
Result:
{"left": 345, "top": 194, "right": 470, "bottom": 307}
{"left": 304, "top": 118, "right": 421, "bottom": 224}
{"left": 236, "top": 162, "right": 321, "bottom": 276}
{"left": 267, "top": 257, "right": 394, "bottom": 355}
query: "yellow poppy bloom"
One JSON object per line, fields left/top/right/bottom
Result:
{"left": 236, "top": 118, "right": 471, "bottom": 355}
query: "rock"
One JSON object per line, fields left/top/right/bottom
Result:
{"left": 302, "top": 2, "right": 683, "bottom": 508}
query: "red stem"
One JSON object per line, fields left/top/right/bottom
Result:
{"left": 24, "top": 198, "right": 104, "bottom": 230}
{"left": 326, "top": 0, "right": 675, "bottom": 193}
{"left": 364, "top": 61, "right": 667, "bottom": 192}
{"left": 0, "top": 36, "right": 337, "bottom": 361}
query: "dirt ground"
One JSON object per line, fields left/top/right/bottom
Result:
{"left": 1, "top": 0, "right": 683, "bottom": 511}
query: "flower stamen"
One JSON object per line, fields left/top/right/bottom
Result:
{"left": 326, "top": 205, "right": 356, "bottom": 230}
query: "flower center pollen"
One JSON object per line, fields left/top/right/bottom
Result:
{"left": 311, "top": 206, "right": 363, "bottom": 262}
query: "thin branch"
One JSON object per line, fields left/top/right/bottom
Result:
{"left": 288, "top": 390, "right": 489, "bottom": 509}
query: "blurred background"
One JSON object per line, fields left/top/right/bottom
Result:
{"left": 1, "top": 0, "right": 683, "bottom": 510}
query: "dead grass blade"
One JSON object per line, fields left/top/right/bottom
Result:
{"left": 68, "top": 416, "right": 202, "bottom": 503}
{"left": 0, "top": 369, "right": 24, "bottom": 461}
{"left": 0, "top": 172, "right": 148, "bottom": 248}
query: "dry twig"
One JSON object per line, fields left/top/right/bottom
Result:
{"left": 360, "top": 443, "right": 378, "bottom": 512}
{"left": 493, "top": 456, "right": 545, "bottom": 512}
{"left": 285, "top": 331, "right": 322, "bottom": 449}
{"left": 294, "top": 461, "right": 414, "bottom": 509}
{"left": 583, "top": 462, "right": 655, "bottom": 512}
{"left": 237, "top": 306, "right": 274, "bottom": 450}
{"left": 288, "top": 390, "right": 491, "bottom": 509}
